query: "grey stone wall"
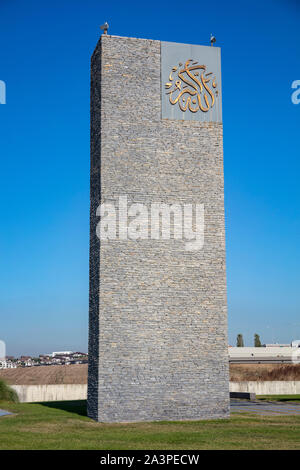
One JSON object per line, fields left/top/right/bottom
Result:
{"left": 88, "top": 35, "right": 229, "bottom": 422}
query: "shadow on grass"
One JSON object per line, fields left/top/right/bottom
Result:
{"left": 258, "top": 395, "right": 300, "bottom": 403}
{"left": 40, "top": 400, "right": 87, "bottom": 417}
{"left": 263, "top": 398, "right": 300, "bottom": 403}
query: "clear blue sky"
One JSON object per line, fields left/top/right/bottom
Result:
{"left": 0, "top": 0, "right": 299, "bottom": 356}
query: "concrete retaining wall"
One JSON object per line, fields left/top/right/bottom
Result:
{"left": 11, "top": 384, "right": 87, "bottom": 403}
{"left": 10, "top": 381, "right": 300, "bottom": 403}
{"left": 230, "top": 381, "right": 300, "bottom": 395}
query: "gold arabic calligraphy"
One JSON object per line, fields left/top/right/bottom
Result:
{"left": 165, "top": 60, "right": 218, "bottom": 113}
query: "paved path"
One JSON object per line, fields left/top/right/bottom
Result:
{"left": 0, "top": 409, "right": 12, "bottom": 417}
{"left": 231, "top": 399, "right": 300, "bottom": 416}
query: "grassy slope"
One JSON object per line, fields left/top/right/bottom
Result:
{"left": 2, "top": 364, "right": 300, "bottom": 385}
{"left": 0, "top": 364, "right": 88, "bottom": 385}
{"left": 230, "top": 364, "right": 300, "bottom": 381}
{"left": 1, "top": 400, "right": 300, "bottom": 450}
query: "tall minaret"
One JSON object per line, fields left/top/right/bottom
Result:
{"left": 88, "top": 33, "right": 229, "bottom": 422}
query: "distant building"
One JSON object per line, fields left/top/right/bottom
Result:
{"left": 52, "top": 351, "right": 73, "bottom": 357}
{"left": 0, "top": 360, "right": 17, "bottom": 369}
{"left": 229, "top": 346, "right": 298, "bottom": 363}
{"left": 72, "top": 352, "right": 88, "bottom": 357}
{"left": 291, "top": 340, "right": 300, "bottom": 348}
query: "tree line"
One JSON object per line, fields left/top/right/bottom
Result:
{"left": 236, "top": 333, "right": 262, "bottom": 347}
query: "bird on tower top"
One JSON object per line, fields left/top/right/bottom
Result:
{"left": 100, "top": 22, "right": 109, "bottom": 35}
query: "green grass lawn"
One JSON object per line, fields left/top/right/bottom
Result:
{"left": 1, "top": 400, "right": 300, "bottom": 450}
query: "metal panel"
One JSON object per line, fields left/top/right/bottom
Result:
{"left": 161, "top": 41, "right": 222, "bottom": 123}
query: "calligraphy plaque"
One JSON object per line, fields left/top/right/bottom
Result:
{"left": 161, "top": 41, "right": 222, "bottom": 122}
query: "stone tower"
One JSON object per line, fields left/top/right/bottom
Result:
{"left": 88, "top": 34, "right": 229, "bottom": 422}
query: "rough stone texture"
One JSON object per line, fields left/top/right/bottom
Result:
{"left": 88, "top": 35, "right": 229, "bottom": 422}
